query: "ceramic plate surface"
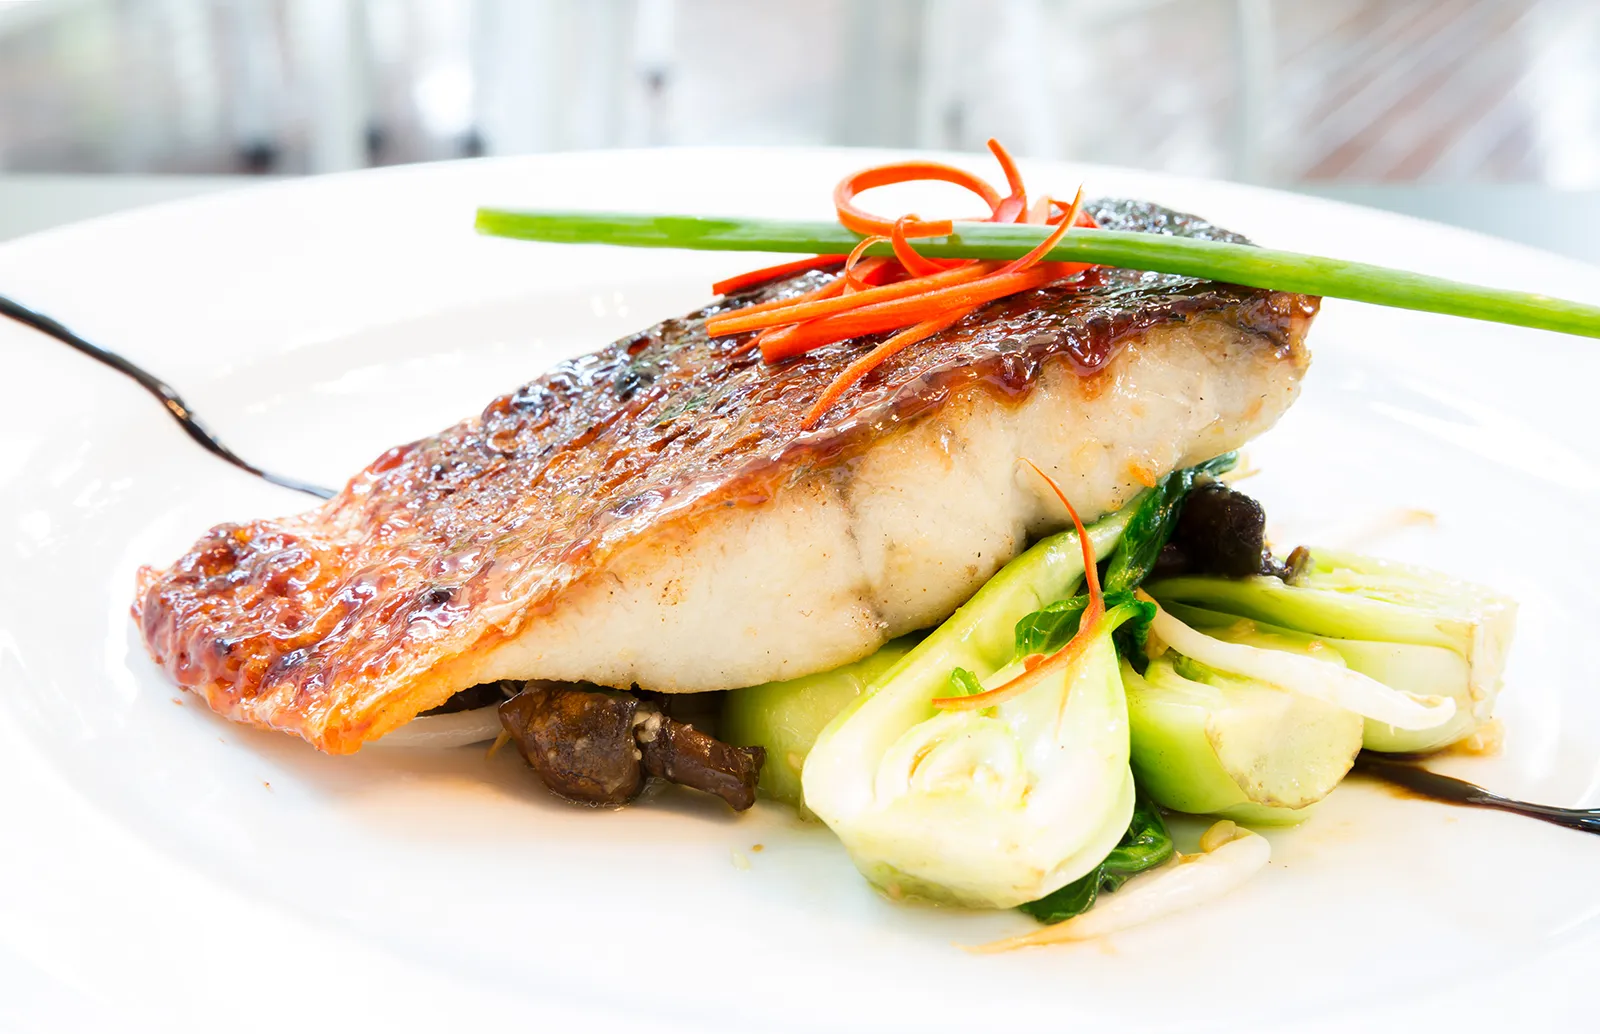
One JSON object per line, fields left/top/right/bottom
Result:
{"left": 2, "top": 150, "right": 1599, "bottom": 1033}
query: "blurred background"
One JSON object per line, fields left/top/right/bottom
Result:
{"left": 1, "top": 0, "right": 1597, "bottom": 183}
{"left": 1, "top": 0, "right": 1598, "bottom": 256}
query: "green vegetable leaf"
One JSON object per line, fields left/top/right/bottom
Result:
{"left": 1019, "top": 869, "right": 1098, "bottom": 923}
{"left": 1012, "top": 592, "right": 1153, "bottom": 664}
{"left": 1099, "top": 793, "right": 1178, "bottom": 887}
{"left": 1112, "top": 596, "right": 1157, "bottom": 664}
{"left": 947, "top": 666, "right": 985, "bottom": 697}
{"left": 1018, "top": 793, "right": 1175, "bottom": 924}
{"left": 1102, "top": 452, "right": 1237, "bottom": 595}
{"left": 1012, "top": 597, "right": 1090, "bottom": 659}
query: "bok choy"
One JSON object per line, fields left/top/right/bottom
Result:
{"left": 1120, "top": 596, "right": 1459, "bottom": 822}
{"left": 1122, "top": 652, "right": 1363, "bottom": 824}
{"left": 1018, "top": 793, "right": 1175, "bottom": 923}
{"left": 720, "top": 637, "right": 917, "bottom": 816}
{"left": 1148, "top": 548, "right": 1515, "bottom": 753}
{"left": 801, "top": 498, "right": 1141, "bottom": 908}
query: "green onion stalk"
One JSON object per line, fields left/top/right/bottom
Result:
{"left": 474, "top": 210, "right": 1600, "bottom": 340}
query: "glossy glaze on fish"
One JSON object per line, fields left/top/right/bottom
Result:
{"left": 135, "top": 200, "right": 1318, "bottom": 753}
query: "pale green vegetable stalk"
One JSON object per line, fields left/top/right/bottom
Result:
{"left": 800, "top": 504, "right": 1139, "bottom": 909}
{"left": 1148, "top": 548, "right": 1516, "bottom": 753}
{"left": 720, "top": 637, "right": 916, "bottom": 817}
{"left": 1147, "top": 603, "right": 1457, "bottom": 731}
{"left": 1124, "top": 596, "right": 1459, "bottom": 822}
{"left": 1122, "top": 654, "right": 1363, "bottom": 826}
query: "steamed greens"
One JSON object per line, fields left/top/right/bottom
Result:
{"left": 714, "top": 455, "right": 1518, "bottom": 941}
{"left": 1019, "top": 793, "right": 1175, "bottom": 924}
{"left": 1144, "top": 602, "right": 1458, "bottom": 732}
{"left": 1148, "top": 548, "right": 1514, "bottom": 752}
{"left": 721, "top": 637, "right": 918, "bottom": 815}
{"left": 1116, "top": 597, "right": 1457, "bottom": 825}
{"left": 1123, "top": 653, "right": 1363, "bottom": 825}
{"left": 801, "top": 503, "right": 1141, "bottom": 908}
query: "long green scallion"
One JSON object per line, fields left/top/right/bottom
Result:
{"left": 474, "top": 209, "right": 1600, "bottom": 340}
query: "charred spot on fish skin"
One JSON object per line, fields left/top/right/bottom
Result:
{"left": 265, "top": 646, "right": 313, "bottom": 682}
{"left": 510, "top": 382, "right": 554, "bottom": 415}
{"left": 418, "top": 585, "right": 455, "bottom": 609}
{"left": 611, "top": 363, "right": 656, "bottom": 402}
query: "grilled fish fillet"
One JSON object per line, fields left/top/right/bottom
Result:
{"left": 135, "top": 200, "right": 1317, "bottom": 753}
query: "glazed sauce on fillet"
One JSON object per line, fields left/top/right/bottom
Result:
{"left": 19, "top": 198, "right": 1325, "bottom": 753}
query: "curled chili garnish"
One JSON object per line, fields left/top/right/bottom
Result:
{"left": 709, "top": 139, "right": 1100, "bottom": 428}
{"left": 890, "top": 215, "right": 960, "bottom": 277}
{"left": 987, "top": 139, "right": 1029, "bottom": 225}
{"left": 832, "top": 159, "right": 1002, "bottom": 236}
{"left": 931, "top": 460, "right": 1104, "bottom": 712}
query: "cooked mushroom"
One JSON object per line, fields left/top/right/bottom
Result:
{"left": 499, "top": 682, "right": 645, "bottom": 806}
{"left": 499, "top": 681, "right": 765, "bottom": 810}
{"left": 1173, "top": 481, "right": 1269, "bottom": 578}
{"left": 636, "top": 709, "right": 765, "bottom": 812}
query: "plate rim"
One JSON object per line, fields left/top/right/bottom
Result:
{"left": 2, "top": 147, "right": 1599, "bottom": 1034}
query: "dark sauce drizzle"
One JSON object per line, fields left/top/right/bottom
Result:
{"left": 1357, "top": 754, "right": 1600, "bottom": 835}
{"left": 1, "top": 293, "right": 334, "bottom": 499}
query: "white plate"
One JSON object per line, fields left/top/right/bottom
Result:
{"left": 2, "top": 150, "right": 1599, "bottom": 1034}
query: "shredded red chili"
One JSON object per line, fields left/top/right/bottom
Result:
{"left": 709, "top": 139, "right": 1099, "bottom": 428}
{"left": 930, "top": 460, "right": 1106, "bottom": 712}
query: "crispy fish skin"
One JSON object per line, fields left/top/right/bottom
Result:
{"left": 135, "top": 200, "right": 1317, "bottom": 753}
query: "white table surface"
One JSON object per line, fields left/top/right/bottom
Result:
{"left": 1, "top": 174, "right": 1598, "bottom": 267}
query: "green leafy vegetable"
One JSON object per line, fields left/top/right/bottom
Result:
{"left": 801, "top": 505, "right": 1142, "bottom": 909}
{"left": 946, "top": 666, "right": 985, "bottom": 697}
{"left": 1019, "top": 794, "right": 1176, "bottom": 924}
{"left": 1123, "top": 651, "right": 1364, "bottom": 825}
{"left": 473, "top": 210, "right": 1600, "bottom": 341}
{"left": 1005, "top": 454, "right": 1232, "bottom": 667}
{"left": 720, "top": 637, "right": 917, "bottom": 815}
{"left": 1012, "top": 596, "right": 1091, "bottom": 659}
{"left": 1013, "top": 591, "right": 1154, "bottom": 662}
{"left": 1148, "top": 548, "right": 1515, "bottom": 753}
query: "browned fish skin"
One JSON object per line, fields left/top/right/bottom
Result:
{"left": 135, "top": 200, "right": 1318, "bottom": 753}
